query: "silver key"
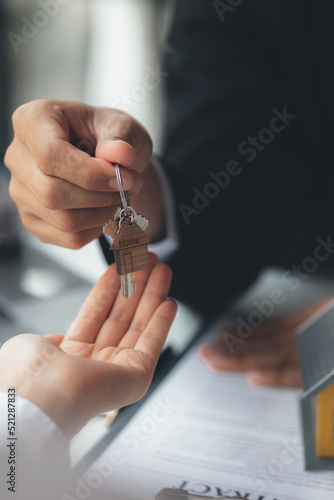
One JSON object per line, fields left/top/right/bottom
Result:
{"left": 121, "top": 274, "right": 136, "bottom": 299}
{"left": 104, "top": 165, "right": 150, "bottom": 299}
{"left": 127, "top": 206, "right": 149, "bottom": 231}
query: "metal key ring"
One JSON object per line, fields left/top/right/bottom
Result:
{"left": 119, "top": 208, "right": 135, "bottom": 224}
{"left": 114, "top": 163, "right": 131, "bottom": 216}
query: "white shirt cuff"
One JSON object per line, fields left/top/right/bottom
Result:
{"left": 0, "top": 393, "right": 70, "bottom": 500}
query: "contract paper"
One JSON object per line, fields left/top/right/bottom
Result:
{"left": 67, "top": 331, "right": 334, "bottom": 500}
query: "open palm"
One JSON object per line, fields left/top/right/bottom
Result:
{"left": 0, "top": 255, "right": 177, "bottom": 438}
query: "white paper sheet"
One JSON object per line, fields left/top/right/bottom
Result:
{"left": 63, "top": 330, "right": 334, "bottom": 500}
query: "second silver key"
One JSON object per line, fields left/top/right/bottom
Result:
{"left": 120, "top": 274, "right": 136, "bottom": 299}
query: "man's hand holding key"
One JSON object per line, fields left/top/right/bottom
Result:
{"left": 4, "top": 99, "right": 165, "bottom": 249}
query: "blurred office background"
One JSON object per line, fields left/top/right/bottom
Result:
{"left": 0, "top": 0, "right": 174, "bottom": 342}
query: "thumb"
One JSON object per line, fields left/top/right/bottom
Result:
{"left": 93, "top": 110, "right": 152, "bottom": 174}
{"left": 96, "top": 138, "right": 136, "bottom": 168}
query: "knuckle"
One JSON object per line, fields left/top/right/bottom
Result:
{"left": 111, "top": 310, "right": 131, "bottom": 326}
{"left": 111, "top": 108, "right": 132, "bottom": 127}
{"left": 19, "top": 211, "right": 34, "bottom": 233}
{"left": 78, "top": 160, "right": 95, "bottom": 187}
{"left": 12, "top": 99, "right": 51, "bottom": 131}
{"left": 37, "top": 232, "right": 51, "bottom": 245}
{"left": 8, "top": 179, "right": 22, "bottom": 207}
{"left": 4, "top": 143, "right": 14, "bottom": 170}
{"left": 11, "top": 104, "right": 28, "bottom": 128}
{"left": 37, "top": 143, "right": 56, "bottom": 175}
{"left": 67, "top": 232, "right": 87, "bottom": 250}
{"left": 8, "top": 179, "right": 17, "bottom": 202}
{"left": 131, "top": 320, "right": 147, "bottom": 335}
{"left": 40, "top": 181, "right": 62, "bottom": 210}
{"left": 56, "top": 210, "right": 78, "bottom": 233}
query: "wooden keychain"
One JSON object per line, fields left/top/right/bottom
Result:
{"left": 103, "top": 164, "right": 151, "bottom": 299}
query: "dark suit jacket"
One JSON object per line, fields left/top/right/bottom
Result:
{"left": 101, "top": 0, "right": 334, "bottom": 316}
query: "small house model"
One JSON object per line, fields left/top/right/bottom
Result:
{"left": 110, "top": 218, "right": 150, "bottom": 276}
{"left": 297, "top": 299, "right": 334, "bottom": 470}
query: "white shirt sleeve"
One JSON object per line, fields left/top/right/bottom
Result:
{"left": 104, "top": 155, "right": 179, "bottom": 261}
{"left": 0, "top": 392, "right": 70, "bottom": 500}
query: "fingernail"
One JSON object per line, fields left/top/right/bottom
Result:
{"left": 127, "top": 173, "right": 143, "bottom": 196}
{"left": 107, "top": 178, "right": 118, "bottom": 190}
{"left": 104, "top": 139, "right": 128, "bottom": 145}
{"left": 167, "top": 298, "right": 178, "bottom": 306}
{"left": 108, "top": 176, "right": 132, "bottom": 191}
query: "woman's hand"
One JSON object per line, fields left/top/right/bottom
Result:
{"left": 0, "top": 255, "right": 177, "bottom": 438}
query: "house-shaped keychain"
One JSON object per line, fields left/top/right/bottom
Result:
{"left": 297, "top": 299, "right": 334, "bottom": 470}
{"left": 110, "top": 218, "right": 151, "bottom": 276}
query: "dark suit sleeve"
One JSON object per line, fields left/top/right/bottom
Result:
{"left": 99, "top": 234, "right": 114, "bottom": 266}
